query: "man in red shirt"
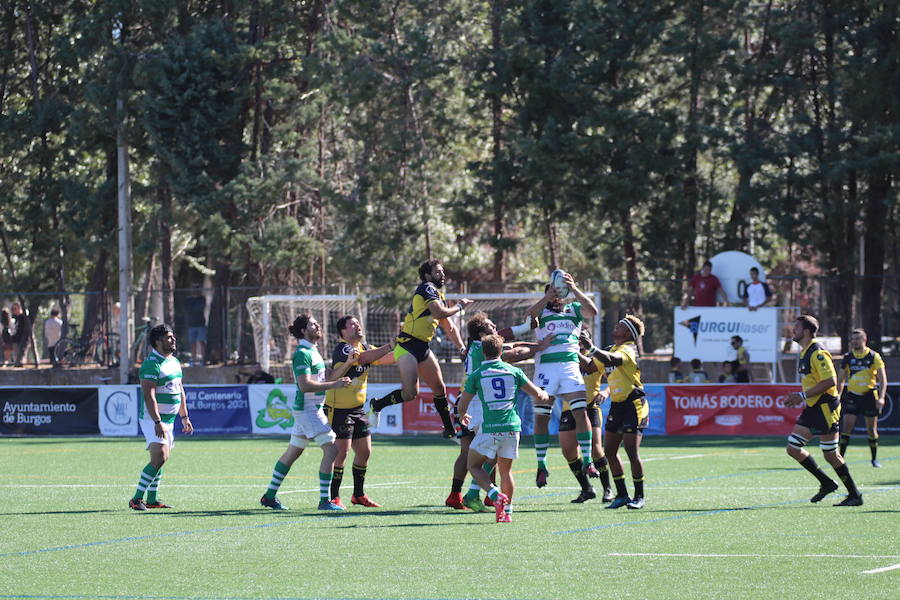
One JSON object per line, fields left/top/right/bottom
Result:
{"left": 681, "top": 261, "right": 727, "bottom": 309}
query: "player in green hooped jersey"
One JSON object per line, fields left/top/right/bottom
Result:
{"left": 260, "top": 314, "right": 358, "bottom": 511}
{"left": 129, "top": 324, "right": 192, "bottom": 511}
{"left": 457, "top": 334, "right": 548, "bottom": 523}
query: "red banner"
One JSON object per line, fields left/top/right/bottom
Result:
{"left": 666, "top": 384, "right": 803, "bottom": 435}
{"left": 402, "top": 386, "right": 461, "bottom": 432}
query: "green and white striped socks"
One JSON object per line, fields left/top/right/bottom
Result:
{"left": 133, "top": 463, "right": 160, "bottom": 500}
{"left": 534, "top": 434, "right": 550, "bottom": 470}
{"left": 264, "top": 460, "right": 291, "bottom": 500}
{"left": 318, "top": 472, "right": 332, "bottom": 500}
{"left": 576, "top": 431, "right": 592, "bottom": 467}
{"left": 146, "top": 469, "right": 163, "bottom": 504}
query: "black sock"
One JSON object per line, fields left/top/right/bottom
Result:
{"left": 633, "top": 475, "right": 644, "bottom": 499}
{"left": 352, "top": 464, "right": 367, "bottom": 497}
{"left": 613, "top": 474, "right": 629, "bottom": 498}
{"left": 799, "top": 456, "right": 834, "bottom": 486}
{"left": 839, "top": 433, "right": 851, "bottom": 457}
{"left": 868, "top": 436, "right": 878, "bottom": 461}
{"left": 451, "top": 478, "right": 464, "bottom": 494}
{"left": 433, "top": 395, "right": 454, "bottom": 432}
{"left": 372, "top": 389, "right": 404, "bottom": 412}
{"left": 330, "top": 466, "right": 344, "bottom": 499}
{"left": 568, "top": 458, "right": 591, "bottom": 491}
{"left": 834, "top": 463, "right": 860, "bottom": 496}
{"left": 594, "top": 457, "right": 611, "bottom": 490}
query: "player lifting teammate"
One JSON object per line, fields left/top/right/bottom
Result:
{"left": 528, "top": 273, "right": 599, "bottom": 488}
{"left": 324, "top": 315, "right": 394, "bottom": 508}
{"left": 784, "top": 315, "right": 863, "bottom": 506}
{"left": 457, "top": 334, "right": 549, "bottom": 522}
{"left": 583, "top": 315, "right": 648, "bottom": 509}
{"left": 448, "top": 311, "right": 548, "bottom": 511}
{"left": 368, "top": 259, "right": 471, "bottom": 438}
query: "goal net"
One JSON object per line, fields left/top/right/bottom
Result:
{"left": 246, "top": 292, "right": 603, "bottom": 374}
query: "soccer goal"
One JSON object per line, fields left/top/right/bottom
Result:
{"left": 247, "top": 292, "right": 603, "bottom": 372}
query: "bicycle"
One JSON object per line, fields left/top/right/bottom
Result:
{"left": 54, "top": 322, "right": 115, "bottom": 368}
{"left": 105, "top": 316, "right": 155, "bottom": 367}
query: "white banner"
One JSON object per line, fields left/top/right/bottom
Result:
{"left": 98, "top": 385, "right": 139, "bottom": 436}
{"left": 674, "top": 307, "right": 777, "bottom": 364}
{"left": 248, "top": 384, "right": 403, "bottom": 436}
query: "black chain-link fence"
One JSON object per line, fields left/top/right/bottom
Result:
{"left": 2, "top": 273, "right": 897, "bottom": 369}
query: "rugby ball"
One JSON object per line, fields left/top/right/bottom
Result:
{"left": 550, "top": 269, "right": 570, "bottom": 299}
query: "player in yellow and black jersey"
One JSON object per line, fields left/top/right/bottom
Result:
{"left": 323, "top": 315, "right": 394, "bottom": 508}
{"left": 582, "top": 314, "right": 648, "bottom": 510}
{"left": 784, "top": 315, "right": 863, "bottom": 506}
{"left": 368, "top": 260, "right": 472, "bottom": 438}
{"left": 554, "top": 330, "right": 614, "bottom": 504}
{"left": 837, "top": 328, "right": 888, "bottom": 467}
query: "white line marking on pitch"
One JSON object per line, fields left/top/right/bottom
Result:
{"left": 279, "top": 481, "right": 413, "bottom": 495}
{"left": 609, "top": 553, "right": 900, "bottom": 559}
{"left": 862, "top": 563, "right": 900, "bottom": 574}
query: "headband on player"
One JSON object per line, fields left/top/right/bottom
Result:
{"left": 620, "top": 318, "right": 639, "bottom": 341}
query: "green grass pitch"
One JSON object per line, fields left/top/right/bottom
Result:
{"left": 1, "top": 435, "right": 898, "bottom": 600}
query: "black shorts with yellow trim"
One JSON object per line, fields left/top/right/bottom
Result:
{"left": 559, "top": 406, "right": 602, "bottom": 432}
{"left": 605, "top": 390, "right": 648, "bottom": 434}
{"left": 841, "top": 390, "right": 879, "bottom": 418}
{"left": 796, "top": 394, "right": 841, "bottom": 435}
{"left": 395, "top": 335, "right": 431, "bottom": 363}
{"left": 323, "top": 405, "right": 370, "bottom": 440}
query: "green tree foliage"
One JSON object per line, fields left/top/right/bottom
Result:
{"left": 0, "top": 0, "right": 897, "bottom": 357}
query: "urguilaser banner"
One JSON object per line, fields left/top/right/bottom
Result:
{"left": 666, "top": 384, "right": 802, "bottom": 435}
{"left": 674, "top": 307, "right": 778, "bottom": 364}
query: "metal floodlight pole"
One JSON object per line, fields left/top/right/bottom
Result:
{"left": 117, "top": 97, "right": 134, "bottom": 385}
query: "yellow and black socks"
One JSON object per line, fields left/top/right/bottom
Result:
{"left": 568, "top": 458, "right": 591, "bottom": 492}
{"left": 839, "top": 433, "right": 851, "bottom": 457}
{"left": 868, "top": 435, "right": 879, "bottom": 461}
{"left": 834, "top": 463, "right": 860, "bottom": 496}
{"left": 352, "top": 464, "right": 367, "bottom": 497}
{"left": 330, "top": 466, "right": 344, "bottom": 499}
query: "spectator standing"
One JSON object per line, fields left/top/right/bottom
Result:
{"left": 668, "top": 357, "right": 685, "bottom": 383}
{"left": 1, "top": 309, "right": 13, "bottom": 365}
{"left": 730, "top": 335, "right": 751, "bottom": 382}
{"left": 718, "top": 361, "right": 736, "bottom": 383}
{"left": 183, "top": 285, "right": 207, "bottom": 366}
{"left": 681, "top": 261, "right": 727, "bottom": 309}
{"left": 44, "top": 308, "right": 63, "bottom": 367}
{"left": 742, "top": 267, "right": 773, "bottom": 311}
{"left": 10, "top": 302, "right": 29, "bottom": 367}
{"left": 689, "top": 359, "right": 709, "bottom": 383}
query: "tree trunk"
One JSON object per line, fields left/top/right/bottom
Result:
{"left": 158, "top": 170, "right": 175, "bottom": 325}
{"left": 490, "top": 0, "right": 507, "bottom": 282}
{"left": 206, "top": 262, "right": 231, "bottom": 364}
{"left": 861, "top": 169, "right": 890, "bottom": 350}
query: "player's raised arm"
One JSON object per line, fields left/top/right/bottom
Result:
{"left": 564, "top": 273, "right": 597, "bottom": 319}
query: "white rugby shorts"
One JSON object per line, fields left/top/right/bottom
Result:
{"left": 139, "top": 418, "right": 175, "bottom": 449}
{"left": 470, "top": 430, "right": 520, "bottom": 460}
{"left": 534, "top": 360, "right": 585, "bottom": 397}
{"left": 290, "top": 408, "right": 336, "bottom": 447}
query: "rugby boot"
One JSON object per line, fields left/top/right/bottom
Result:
{"left": 810, "top": 480, "right": 839, "bottom": 503}
{"left": 260, "top": 495, "right": 288, "bottom": 510}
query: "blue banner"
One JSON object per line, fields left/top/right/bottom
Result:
{"left": 643, "top": 384, "right": 667, "bottom": 436}
{"left": 175, "top": 385, "right": 252, "bottom": 435}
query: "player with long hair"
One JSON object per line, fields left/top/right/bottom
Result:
{"left": 368, "top": 259, "right": 471, "bottom": 438}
